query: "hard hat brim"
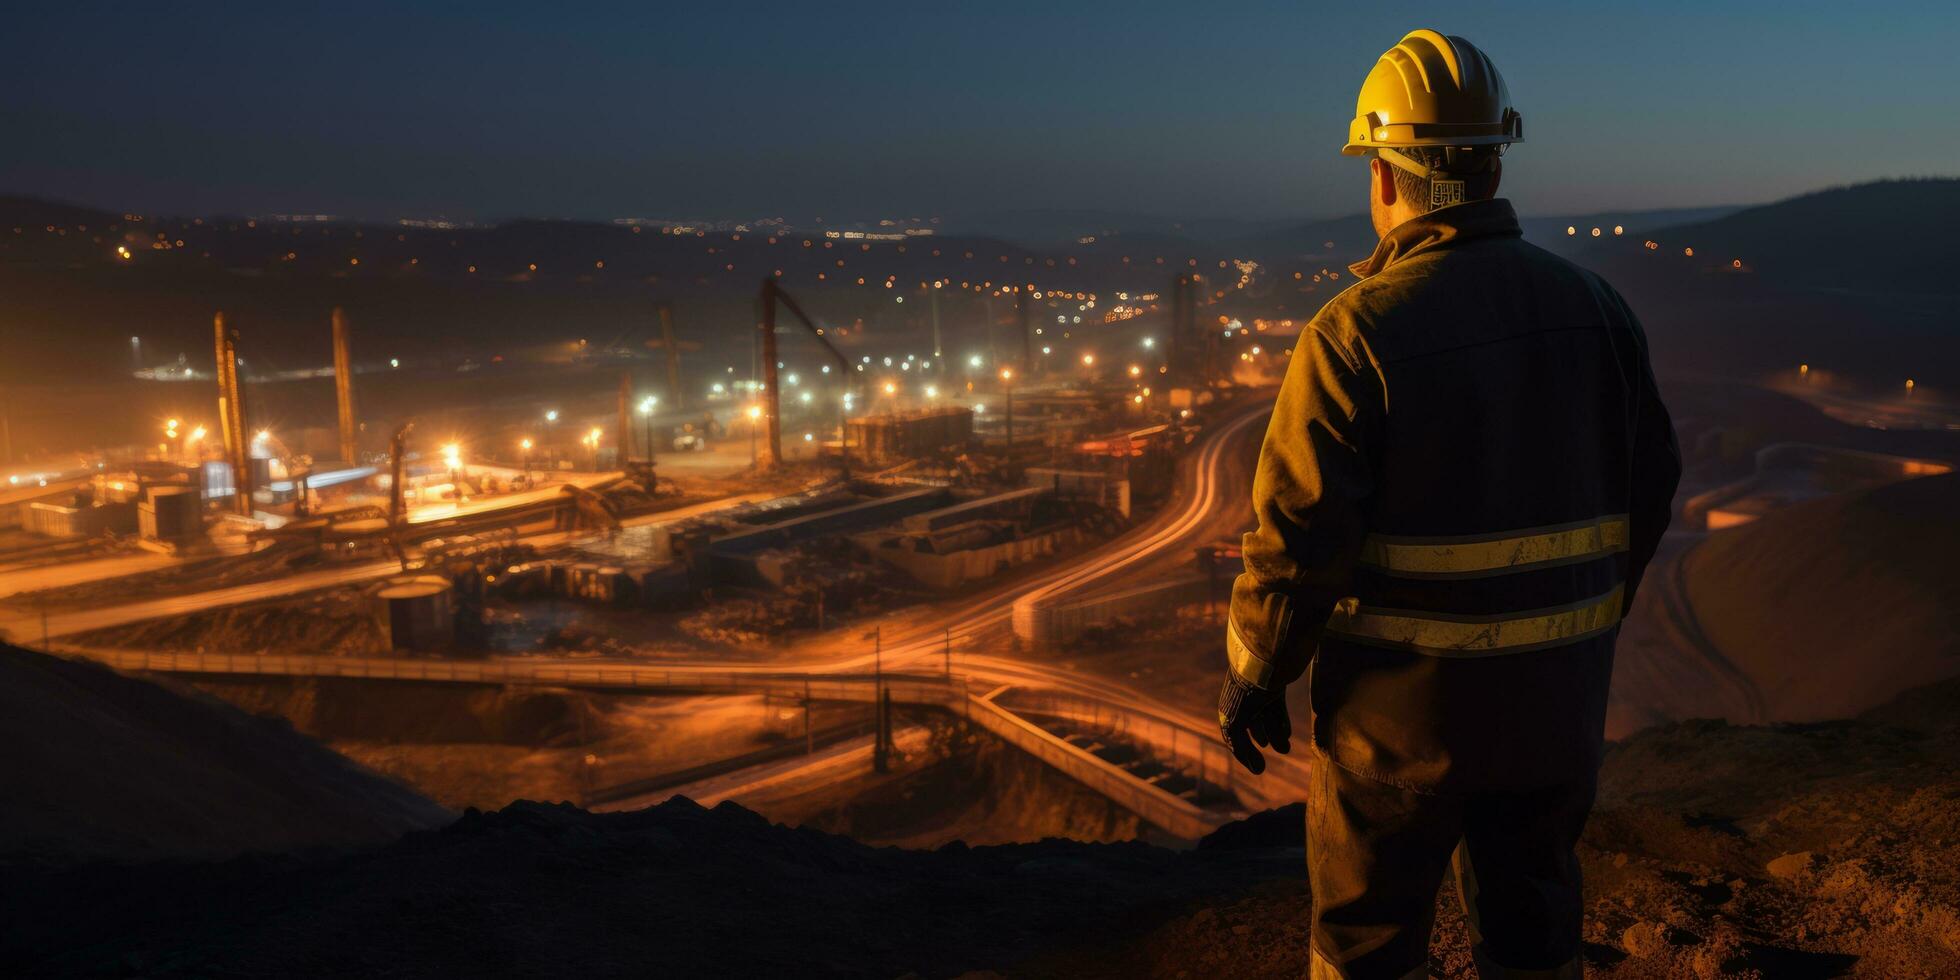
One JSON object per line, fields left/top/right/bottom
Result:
{"left": 1342, "top": 133, "right": 1519, "bottom": 156}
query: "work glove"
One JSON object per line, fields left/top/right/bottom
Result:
{"left": 1218, "top": 672, "right": 1290, "bottom": 775}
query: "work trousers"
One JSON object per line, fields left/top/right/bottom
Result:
{"left": 1306, "top": 748, "right": 1593, "bottom": 979}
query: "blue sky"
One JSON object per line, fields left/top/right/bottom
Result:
{"left": 3, "top": 1, "right": 1955, "bottom": 221}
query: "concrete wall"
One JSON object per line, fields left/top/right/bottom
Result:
{"left": 1012, "top": 575, "right": 1207, "bottom": 650}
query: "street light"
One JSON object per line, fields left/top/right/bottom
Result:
{"left": 639, "top": 395, "right": 658, "bottom": 465}
{"left": 999, "top": 368, "right": 1015, "bottom": 455}
{"left": 520, "top": 437, "right": 534, "bottom": 479}
{"left": 746, "top": 403, "right": 762, "bottom": 465}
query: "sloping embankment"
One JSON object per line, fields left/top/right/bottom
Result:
{"left": 0, "top": 643, "right": 451, "bottom": 864}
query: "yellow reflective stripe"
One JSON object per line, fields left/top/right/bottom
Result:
{"left": 1226, "top": 618, "right": 1275, "bottom": 688}
{"left": 1358, "top": 515, "right": 1629, "bottom": 579}
{"left": 1325, "top": 586, "right": 1623, "bottom": 657}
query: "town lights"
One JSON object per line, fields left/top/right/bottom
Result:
{"left": 746, "top": 405, "right": 762, "bottom": 420}
{"left": 520, "top": 438, "right": 533, "bottom": 451}
{"left": 639, "top": 396, "right": 657, "bottom": 415}
{"left": 440, "top": 442, "right": 462, "bottom": 471}
{"left": 545, "top": 409, "right": 559, "bottom": 422}
{"left": 925, "top": 385, "right": 939, "bottom": 399}
{"left": 999, "top": 368, "right": 1013, "bottom": 382}
{"left": 883, "top": 382, "right": 897, "bottom": 395}
{"left": 1129, "top": 364, "right": 1142, "bottom": 377}
{"left": 1081, "top": 353, "right": 1095, "bottom": 366}
{"left": 968, "top": 354, "right": 984, "bottom": 368}
{"left": 187, "top": 425, "right": 207, "bottom": 444}
{"left": 1142, "top": 337, "right": 1155, "bottom": 348}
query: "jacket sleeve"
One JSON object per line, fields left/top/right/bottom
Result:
{"left": 1226, "top": 326, "right": 1381, "bottom": 690}
{"left": 1620, "top": 310, "right": 1681, "bottom": 611}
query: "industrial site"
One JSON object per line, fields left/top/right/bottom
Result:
{"left": 5, "top": 5, "right": 1960, "bottom": 977}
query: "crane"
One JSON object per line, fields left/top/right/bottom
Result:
{"left": 757, "top": 277, "right": 858, "bottom": 474}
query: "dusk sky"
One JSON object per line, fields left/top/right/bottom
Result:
{"left": 5, "top": 1, "right": 1956, "bottom": 223}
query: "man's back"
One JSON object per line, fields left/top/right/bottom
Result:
{"left": 1228, "top": 197, "right": 1679, "bottom": 792}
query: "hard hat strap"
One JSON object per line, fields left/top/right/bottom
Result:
{"left": 1375, "top": 147, "right": 1439, "bottom": 179}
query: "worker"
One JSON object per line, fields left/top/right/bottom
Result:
{"left": 1217, "top": 29, "right": 1681, "bottom": 979}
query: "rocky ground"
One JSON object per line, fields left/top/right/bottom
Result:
{"left": 4, "top": 634, "right": 1957, "bottom": 976}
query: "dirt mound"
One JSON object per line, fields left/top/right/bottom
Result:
{"left": 0, "top": 644, "right": 450, "bottom": 864}
{"left": 72, "top": 590, "right": 389, "bottom": 656}
{"left": 1680, "top": 471, "right": 1960, "bottom": 722}
{"left": 0, "top": 797, "right": 1302, "bottom": 978}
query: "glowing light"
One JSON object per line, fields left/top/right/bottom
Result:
{"left": 1142, "top": 337, "right": 1155, "bottom": 349}
{"left": 999, "top": 368, "right": 1014, "bottom": 382}
{"left": 925, "top": 385, "right": 939, "bottom": 399}
{"left": 799, "top": 391, "right": 813, "bottom": 404}
{"left": 1613, "top": 225, "right": 1624, "bottom": 236}
{"left": 883, "top": 382, "right": 897, "bottom": 395}
{"left": 545, "top": 409, "right": 560, "bottom": 422}
{"left": 187, "top": 425, "right": 207, "bottom": 443}
{"left": 1590, "top": 227, "right": 1601, "bottom": 238}
{"left": 440, "top": 443, "right": 462, "bottom": 470}
{"left": 969, "top": 355, "right": 984, "bottom": 368}
{"left": 389, "top": 358, "right": 400, "bottom": 369}
{"left": 1081, "top": 354, "right": 1095, "bottom": 366}
{"left": 746, "top": 405, "right": 762, "bottom": 420}
{"left": 1129, "top": 365, "right": 1142, "bottom": 377}
{"left": 1566, "top": 226, "right": 1576, "bottom": 236}
{"left": 1799, "top": 364, "right": 1809, "bottom": 376}
{"left": 521, "top": 438, "right": 533, "bottom": 451}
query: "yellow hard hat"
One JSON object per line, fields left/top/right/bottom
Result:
{"left": 1342, "top": 29, "right": 1521, "bottom": 171}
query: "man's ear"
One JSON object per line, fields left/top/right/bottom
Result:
{"left": 1370, "top": 156, "right": 1397, "bottom": 209}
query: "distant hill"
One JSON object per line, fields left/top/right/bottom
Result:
{"left": 0, "top": 194, "right": 121, "bottom": 230}
{"left": 1590, "top": 178, "right": 1960, "bottom": 295}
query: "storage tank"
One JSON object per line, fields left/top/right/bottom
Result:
{"left": 139, "top": 486, "right": 202, "bottom": 544}
{"left": 373, "top": 575, "right": 455, "bottom": 652}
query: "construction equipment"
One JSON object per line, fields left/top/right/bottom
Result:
{"left": 646, "top": 305, "right": 698, "bottom": 411}
{"left": 616, "top": 370, "right": 632, "bottom": 468}
{"left": 212, "top": 313, "right": 253, "bottom": 516}
{"left": 1342, "top": 29, "right": 1522, "bottom": 180}
{"left": 756, "top": 277, "right": 859, "bottom": 473}
{"left": 331, "top": 307, "right": 357, "bottom": 464}
{"left": 386, "top": 421, "right": 414, "bottom": 572}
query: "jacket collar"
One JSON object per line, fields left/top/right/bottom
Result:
{"left": 1348, "top": 198, "right": 1522, "bottom": 279}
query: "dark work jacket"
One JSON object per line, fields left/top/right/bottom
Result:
{"left": 1225, "top": 198, "right": 1681, "bottom": 793}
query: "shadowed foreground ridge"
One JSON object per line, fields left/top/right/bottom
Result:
{"left": 0, "top": 796, "right": 1304, "bottom": 978}
{"left": 3, "top": 642, "right": 1959, "bottom": 977}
